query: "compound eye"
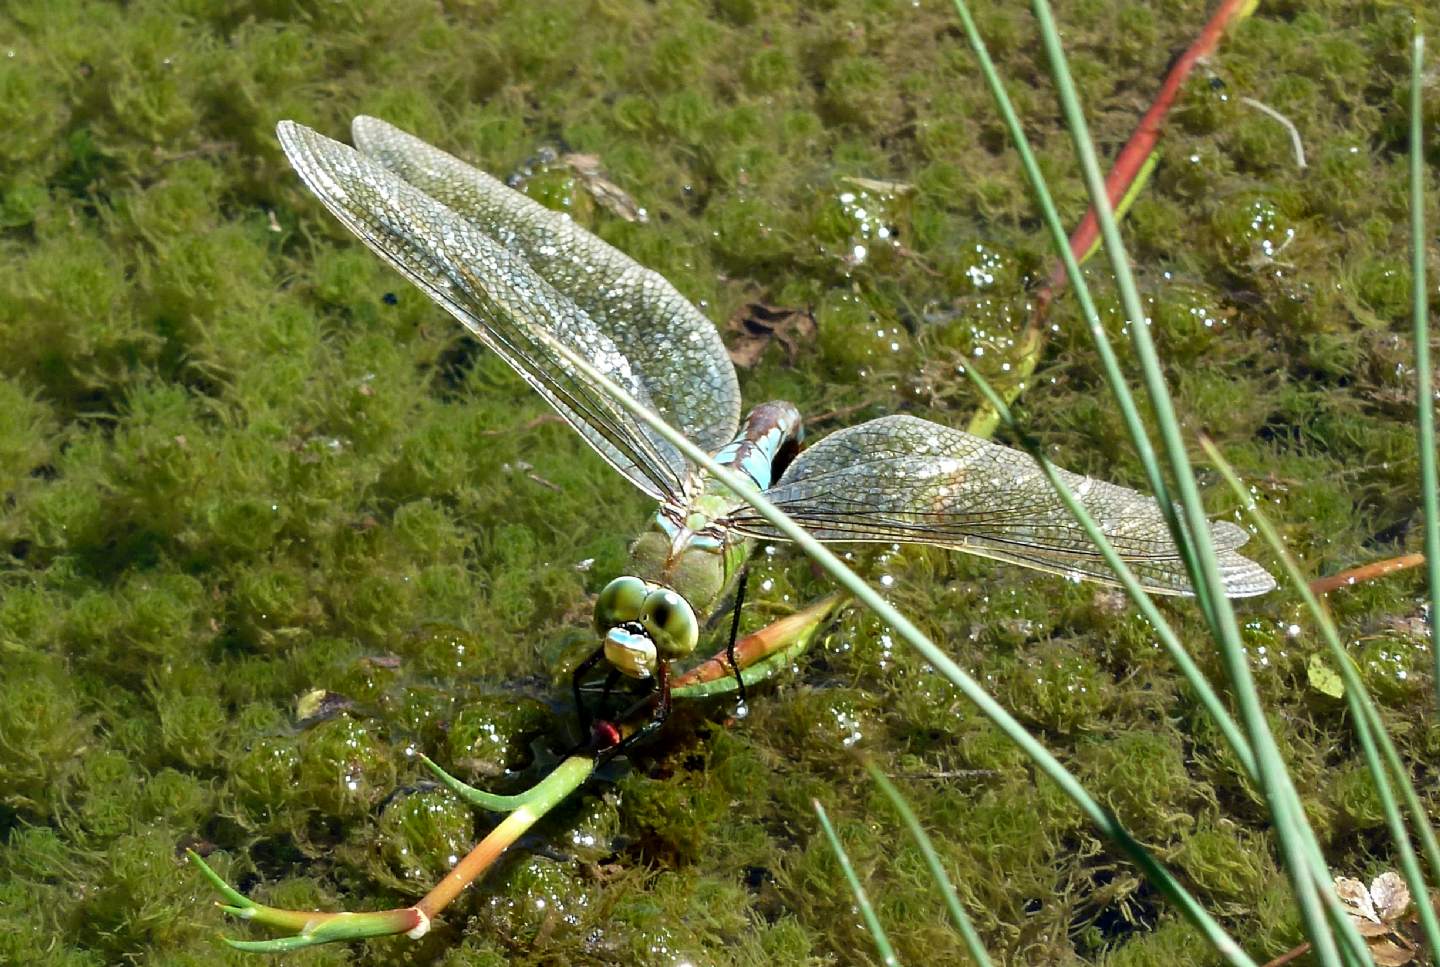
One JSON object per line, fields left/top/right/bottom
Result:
{"left": 595, "top": 576, "right": 647, "bottom": 632}
{"left": 640, "top": 589, "right": 698, "bottom": 659}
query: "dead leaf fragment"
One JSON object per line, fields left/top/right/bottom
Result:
{"left": 839, "top": 175, "right": 914, "bottom": 196}
{"left": 725, "top": 303, "right": 817, "bottom": 368}
{"left": 1371, "top": 871, "right": 1411, "bottom": 923}
{"left": 1369, "top": 939, "right": 1415, "bottom": 966}
{"left": 1331, "top": 870, "right": 1421, "bottom": 962}
{"left": 1337, "top": 876, "right": 1378, "bottom": 920}
{"left": 563, "top": 153, "right": 648, "bottom": 223}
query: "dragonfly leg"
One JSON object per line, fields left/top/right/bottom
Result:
{"left": 598, "top": 669, "right": 621, "bottom": 709}
{"left": 598, "top": 661, "right": 673, "bottom": 763}
{"left": 725, "top": 569, "right": 750, "bottom": 710}
{"left": 571, "top": 645, "right": 608, "bottom": 735}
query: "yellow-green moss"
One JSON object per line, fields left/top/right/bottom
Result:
{"left": 2, "top": 0, "right": 1438, "bottom": 962}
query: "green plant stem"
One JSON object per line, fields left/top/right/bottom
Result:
{"left": 948, "top": 0, "right": 1179, "bottom": 535}
{"left": 188, "top": 850, "right": 426, "bottom": 952}
{"left": 1204, "top": 437, "right": 1440, "bottom": 956}
{"left": 867, "top": 765, "right": 991, "bottom": 966}
{"left": 414, "top": 753, "right": 594, "bottom": 919}
{"left": 1076, "top": 151, "right": 1161, "bottom": 266}
{"left": 1028, "top": 2, "right": 1360, "bottom": 961}
{"left": 191, "top": 752, "right": 597, "bottom": 951}
{"left": 814, "top": 799, "right": 899, "bottom": 966}
{"left": 418, "top": 752, "right": 560, "bottom": 811}
{"left": 961, "top": 364, "right": 1257, "bottom": 780}
{"left": 1408, "top": 32, "right": 1440, "bottom": 711}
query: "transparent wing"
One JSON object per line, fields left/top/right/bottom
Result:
{"left": 725, "top": 415, "right": 1275, "bottom": 598}
{"left": 350, "top": 116, "right": 742, "bottom": 456}
{"left": 278, "top": 120, "right": 694, "bottom": 504}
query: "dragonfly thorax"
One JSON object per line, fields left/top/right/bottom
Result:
{"left": 629, "top": 489, "right": 747, "bottom": 625}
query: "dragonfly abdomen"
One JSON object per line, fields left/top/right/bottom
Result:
{"left": 711, "top": 400, "right": 803, "bottom": 491}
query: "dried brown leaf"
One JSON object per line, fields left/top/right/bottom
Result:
{"left": 1337, "top": 875, "right": 1380, "bottom": 923}
{"left": 725, "top": 303, "right": 817, "bottom": 368}
{"left": 1352, "top": 918, "right": 1395, "bottom": 938}
{"left": 1372, "top": 872, "right": 1411, "bottom": 923}
{"left": 1369, "top": 939, "right": 1416, "bottom": 966}
{"left": 562, "top": 153, "right": 647, "bottom": 223}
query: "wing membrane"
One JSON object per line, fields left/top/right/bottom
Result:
{"left": 278, "top": 120, "right": 694, "bottom": 503}
{"left": 350, "top": 116, "right": 741, "bottom": 456}
{"left": 725, "top": 415, "right": 1275, "bottom": 597}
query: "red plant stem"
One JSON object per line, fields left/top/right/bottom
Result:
{"left": 974, "top": 1, "right": 1257, "bottom": 438}
{"left": 675, "top": 592, "right": 843, "bottom": 690}
{"left": 1308, "top": 553, "right": 1427, "bottom": 596}
{"left": 1046, "top": 0, "right": 1256, "bottom": 290}
{"left": 416, "top": 807, "right": 534, "bottom": 921}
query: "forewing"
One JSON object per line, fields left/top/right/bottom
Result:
{"left": 725, "top": 415, "right": 1275, "bottom": 598}
{"left": 350, "top": 116, "right": 742, "bottom": 455}
{"left": 278, "top": 120, "right": 688, "bottom": 504}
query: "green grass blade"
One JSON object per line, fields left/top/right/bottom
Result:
{"left": 1408, "top": 32, "right": 1440, "bottom": 709}
{"left": 814, "top": 799, "right": 899, "bottom": 966}
{"left": 1028, "top": 2, "right": 1367, "bottom": 961}
{"left": 1077, "top": 151, "right": 1161, "bottom": 267}
{"left": 866, "top": 764, "right": 992, "bottom": 966}
{"left": 1031, "top": 0, "right": 1215, "bottom": 615}
{"left": 1203, "top": 436, "right": 1440, "bottom": 955}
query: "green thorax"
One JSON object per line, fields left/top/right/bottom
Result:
{"left": 626, "top": 473, "right": 751, "bottom": 621}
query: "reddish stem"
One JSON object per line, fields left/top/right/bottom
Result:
{"left": 1259, "top": 940, "right": 1311, "bottom": 967}
{"left": 415, "top": 807, "right": 536, "bottom": 922}
{"left": 1046, "top": 0, "right": 1256, "bottom": 290}
{"left": 1309, "top": 553, "right": 1427, "bottom": 596}
{"left": 674, "top": 592, "right": 843, "bottom": 690}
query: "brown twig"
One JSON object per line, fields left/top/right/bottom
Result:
{"left": 1259, "top": 941, "right": 1311, "bottom": 967}
{"left": 1309, "top": 553, "right": 1427, "bottom": 596}
{"left": 480, "top": 412, "right": 566, "bottom": 436}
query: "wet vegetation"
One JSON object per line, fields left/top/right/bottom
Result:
{"left": 1, "top": 0, "right": 1438, "bottom": 963}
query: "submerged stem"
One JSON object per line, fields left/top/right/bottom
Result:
{"left": 416, "top": 754, "right": 595, "bottom": 919}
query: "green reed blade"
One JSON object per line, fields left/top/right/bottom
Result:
{"left": 947, "top": 0, "right": 1183, "bottom": 556}
{"left": 1203, "top": 436, "right": 1440, "bottom": 957}
{"left": 866, "top": 764, "right": 991, "bottom": 966}
{"left": 1408, "top": 32, "right": 1440, "bottom": 710}
{"left": 1077, "top": 151, "right": 1162, "bottom": 267}
{"left": 814, "top": 799, "right": 899, "bottom": 967}
{"left": 1026, "top": 2, "right": 1369, "bottom": 962}
{"left": 961, "top": 363, "right": 1256, "bottom": 781}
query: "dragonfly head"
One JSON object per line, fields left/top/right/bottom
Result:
{"left": 594, "top": 576, "right": 699, "bottom": 680}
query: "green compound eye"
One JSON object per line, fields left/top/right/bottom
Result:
{"left": 640, "top": 589, "right": 698, "bottom": 659}
{"left": 594, "top": 576, "right": 647, "bottom": 632}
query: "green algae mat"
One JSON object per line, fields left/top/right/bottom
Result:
{"left": 1, "top": 1, "right": 1437, "bottom": 964}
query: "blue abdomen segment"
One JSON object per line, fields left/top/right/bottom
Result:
{"left": 711, "top": 401, "right": 803, "bottom": 491}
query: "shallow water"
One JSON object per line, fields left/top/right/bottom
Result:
{"left": 1, "top": 1, "right": 1437, "bottom": 964}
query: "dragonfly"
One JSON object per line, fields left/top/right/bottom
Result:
{"left": 277, "top": 116, "right": 1275, "bottom": 753}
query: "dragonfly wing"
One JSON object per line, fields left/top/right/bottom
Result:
{"left": 350, "top": 116, "right": 742, "bottom": 456}
{"left": 278, "top": 121, "right": 690, "bottom": 504}
{"left": 725, "top": 414, "right": 1275, "bottom": 598}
